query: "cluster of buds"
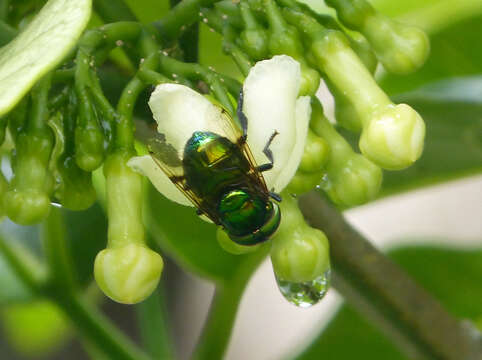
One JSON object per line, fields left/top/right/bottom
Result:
{"left": 0, "top": 0, "right": 429, "bottom": 306}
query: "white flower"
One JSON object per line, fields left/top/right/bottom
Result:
{"left": 128, "top": 55, "right": 310, "bottom": 209}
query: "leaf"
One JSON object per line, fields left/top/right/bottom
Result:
{"left": 144, "top": 183, "right": 266, "bottom": 284}
{"left": 296, "top": 244, "right": 482, "bottom": 360}
{"left": 0, "top": 0, "right": 92, "bottom": 116}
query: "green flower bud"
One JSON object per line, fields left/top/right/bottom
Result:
{"left": 359, "top": 104, "right": 425, "bottom": 170}
{"left": 95, "top": 151, "right": 163, "bottom": 304}
{"left": 271, "top": 194, "right": 330, "bottom": 283}
{"left": 299, "top": 63, "right": 320, "bottom": 97}
{"left": 286, "top": 170, "right": 324, "bottom": 195}
{"left": 4, "top": 189, "right": 51, "bottom": 225}
{"left": 239, "top": 1, "right": 269, "bottom": 60}
{"left": 283, "top": 10, "right": 426, "bottom": 170}
{"left": 326, "top": 0, "right": 429, "bottom": 74}
{"left": 94, "top": 243, "right": 163, "bottom": 304}
{"left": 298, "top": 130, "right": 330, "bottom": 173}
{"left": 56, "top": 156, "right": 96, "bottom": 210}
{"left": 310, "top": 98, "right": 382, "bottom": 206}
{"left": 75, "top": 122, "right": 104, "bottom": 172}
{"left": 5, "top": 130, "right": 53, "bottom": 225}
{"left": 216, "top": 227, "right": 262, "bottom": 255}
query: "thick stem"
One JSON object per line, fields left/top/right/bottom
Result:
{"left": 298, "top": 192, "right": 482, "bottom": 360}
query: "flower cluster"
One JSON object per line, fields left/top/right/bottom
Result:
{"left": 0, "top": 0, "right": 429, "bottom": 306}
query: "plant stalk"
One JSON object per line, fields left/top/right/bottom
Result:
{"left": 298, "top": 191, "right": 482, "bottom": 360}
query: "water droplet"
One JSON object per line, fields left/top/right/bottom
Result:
{"left": 275, "top": 269, "right": 330, "bottom": 308}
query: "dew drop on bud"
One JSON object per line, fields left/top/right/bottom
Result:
{"left": 275, "top": 269, "right": 331, "bottom": 307}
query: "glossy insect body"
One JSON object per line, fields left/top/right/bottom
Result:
{"left": 182, "top": 131, "right": 280, "bottom": 245}
{"left": 148, "top": 92, "right": 281, "bottom": 246}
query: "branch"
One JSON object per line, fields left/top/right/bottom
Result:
{"left": 298, "top": 192, "right": 482, "bottom": 360}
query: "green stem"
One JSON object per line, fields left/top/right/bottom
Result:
{"left": 137, "top": 283, "right": 175, "bottom": 359}
{"left": 158, "top": 54, "right": 234, "bottom": 113}
{"left": 298, "top": 193, "right": 482, "bottom": 360}
{"left": 0, "top": 235, "right": 46, "bottom": 294}
{"left": 30, "top": 75, "right": 52, "bottom": 132}
{"left": 93, "top": 0, "right": 137, "bottom": 23}
{"left": 193, "top": 247, "right": 269, "bottom": 360}
{"left": 54, "top": 293, "right": 150, "bottom": 360}
{"left": 42, "top": 207, "right": 77, "bottom": 294}
{"left": 154, "top": 0, "right": 218, "bottom": 40}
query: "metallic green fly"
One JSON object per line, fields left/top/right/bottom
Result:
{"left": 148, "top": 92, "right": 281, "bottom": 245}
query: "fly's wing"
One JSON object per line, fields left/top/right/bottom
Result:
{"left": 212, "top": 106, "right": 270, "bottom": 197}
{"left": 147, "top": 134, "right": 221, "bottom": 224}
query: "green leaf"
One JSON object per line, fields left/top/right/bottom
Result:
{"left": 144, "top": 183, "right": 267, "bottom": 284}
{"left": 296, "top": 244, "right": 482, "bottom": 360}
{"left": 0, "top": 0, "right": 92, "bottom": 116}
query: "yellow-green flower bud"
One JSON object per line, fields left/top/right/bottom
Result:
{"left": 239, "top": 1, "right": 269, "bottom": 60}
{"left": 271, "top": 193, "right": 330, "bottom": 283}
{"left": 286, "top": 170, "right": 324, "bottom": 196}
{"left": 326, "top": 0, "right": 429, "bottom": 74}
{"left": 94, "top": 243, "right": 163, "bottom": 304}
{"left": 94, "top": 151, "right": 163, "bottom": 304}
{"left": 310, "top": 97, "right": 382, "bottom": 206}
{"left": 359, "top": 104, "right": 425, "bottom": 170}
{"left": 216, "top": 228, "right": 262, "bottom": 255}
{"left": 298, "top": 130, "right": 330, "bottom": 173}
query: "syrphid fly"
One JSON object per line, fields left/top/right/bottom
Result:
{"left": 147, "top": 91, "right": 281, "bottom": 246}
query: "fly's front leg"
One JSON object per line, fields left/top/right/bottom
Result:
{"left": 257, "top": 130, "right": 279, "bottom": 173}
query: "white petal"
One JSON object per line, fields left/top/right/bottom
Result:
{"left": 148, "top": 84, "right": 229, "bottom": 157}
{"left": 273, "top": 96, "right": 311, "bottom": 191}
{"left": 127, "top": 155, "right": 192, "bottom": 206}
{"left": 242, "top": 55, "right": 302, "bottom": 192}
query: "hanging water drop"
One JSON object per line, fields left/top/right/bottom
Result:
{"left": 275, "top": 268, "right": 331, "bottom": 307}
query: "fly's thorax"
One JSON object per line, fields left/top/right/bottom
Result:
{"left": 219, "top": 189, "right": 281, "bottom": 245}
{"left": 183, "top": 131, "right": 250, "bottom": 198}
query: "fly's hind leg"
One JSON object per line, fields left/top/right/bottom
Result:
{"left": 257, "top": 130, "right": 279, "bottom": 173}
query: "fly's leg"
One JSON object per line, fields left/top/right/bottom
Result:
{"left": 257, "top": 130, "right": 279, "bottom": 173}
{"left": 269, "top": 191, "right": 282, "bottom": 202}
{"left": 237, "top": 89, "right": 248, "bottom": 142}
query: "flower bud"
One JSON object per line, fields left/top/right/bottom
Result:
{"left": 286, "top": 171, "right": 324, "bottom": 195}
{"left": 4, "top": 189, "right": 51, "bottom": 225}
{"left": 96, "top": 151, "right": 163, "bottom": 304}
{"left": 359, "top": 104, "right": 425, "bottom": 170}
{"left": 321, "top": 152, "right": 382, "bottom": 206}
{"left": 75, "top": 123, "right": 104, "bottom": 172}
{"left": 239, "top": 1, "right": 269, "bottom": 60}
{"left": 94, "top": 243, "right": 163, "bottom": 304}
{"left": 298, "top": 130, "right": 330, "bottom": 173}
{"left": 216, "top": 228, "right": 262, "bottom": 255}
{"left": 271, "top": 194, "right": 330, "bottom": 283}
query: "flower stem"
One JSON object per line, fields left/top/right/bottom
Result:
{"left": 136, "top": 283, "right": 175, "bottom": 359}
{"left": 298, "top": 192, "right": 482, "bottom": 360}
{"left": 154, "top": 0, "right": 218, "bottom": 40}
{"left": 93, "top": 0, "right": 137, "bottom": 23}
{"left": 54, "top": 292, "right": 150, "bottom": 360}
